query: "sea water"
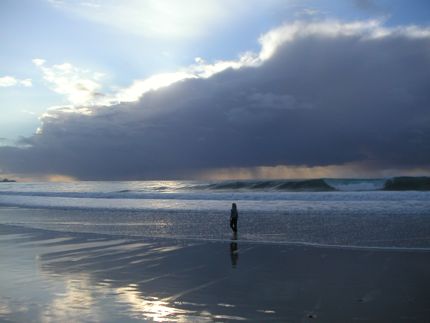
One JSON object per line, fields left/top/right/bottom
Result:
{"left": 0, "top": 179, "right": 430, "bottom": 249}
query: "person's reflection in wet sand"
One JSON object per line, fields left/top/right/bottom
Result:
{"left": 230, "top": 233, "right": 239, "bottom": 268}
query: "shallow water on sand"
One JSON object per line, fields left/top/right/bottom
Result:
{"left": 1, "top": 205, "right": 430, "bottom": 249}
{"left": 1, "top": 224, "right": 430, "bottom": 322}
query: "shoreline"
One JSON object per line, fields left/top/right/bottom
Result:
{"left": 3, "top": 221, "right": 430, "bottom": 253}
{"left": 1, "top": 223, "right": 430, "bottom": 322}
{"left": 2, "top": 205, "right": 430, "bottom": 251}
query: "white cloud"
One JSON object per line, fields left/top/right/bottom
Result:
{"left": 32, "top": 58, "right": 46, "bottom": 66}
{"left": 255, "top": 19, "right": 430, "bottom": 61}
{"left": 257, "top": 19, "right": 383, "bottom": 61}
{"left": 194, "top": 57, "right": 205, "bottom": 64}
{"left": 0, "top": 76, "right": 17, "bottom": 87}
{"left": 31, "top": 53, "right": 259, "bottom": 107}
{"left": 114, "top": 53, "right": 259, "bottom": 103}
{"left": 115, "top": 72, "right": 197, "bottom": 103}
{"left": 20, "top": 79, "right": 32, "bottom": 87}
{"left": 0, "top": 76, "right": 32, "bottom": 87}
{"left": 33, "top": 59, "right": 105, "bottom": 106}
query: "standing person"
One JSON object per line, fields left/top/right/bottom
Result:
{"left": 230, "top": 203, "right": 238, "bottom": 233}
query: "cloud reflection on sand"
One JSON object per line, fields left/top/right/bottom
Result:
{"left": 115, "top": 284, "right": 198, "bottom": 322}
{"left": 0, "top": 302, "right": 11, "bottom": 316}
{"left": 41, "top": 275, "right": 202, "bottom": 322}
{"left": 41, "top": 273, "right": 105, "bottom": 322}
{"left": 2, "top": 224, "right": 430, "bottom": 322}
{"left": 36, "top": 234, "right": 221, "bottom": 322}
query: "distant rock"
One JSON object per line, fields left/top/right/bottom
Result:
{"left": 1, "top": 178, "right": 16, "bottom": 182}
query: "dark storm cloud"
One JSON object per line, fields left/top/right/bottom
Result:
{"left": 1, "top": 21, "right": 430, "bottom": 179}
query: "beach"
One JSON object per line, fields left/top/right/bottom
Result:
{"left": 1, "top": 180, "right": 430, "bottom": 322}
{"left": 1, "top": 218, "right": 430, "bottom": 322}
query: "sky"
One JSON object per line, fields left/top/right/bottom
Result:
{"left": 0, "top": 0, "right": 430, "bottom": 181}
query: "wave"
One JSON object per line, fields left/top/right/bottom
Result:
{"left": 200, "top": 177, "right": 430, "bottom": 192}
{"left": 0, "top": 178, "right": 429, "bottom": 200}
{"left": 383, "top": 176, "right": 430, "bottom": 191}
{"left": 199, "top": 178, "right": 387, "bottom": 191}
{"left": 325, "top": 179, "right": 385, "bottom": 191}
{"left": 203, "top": 179, "right": 334, "bottom": 191}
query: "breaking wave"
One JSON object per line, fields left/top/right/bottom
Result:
{"left": 0, "top": 177, "right": 428, "bottom": 202}
{"left": 203, "top": 179, "right": 335, "bottom": 191}
{"left": 196, "top": 177, "right": 429, "bottom": 192}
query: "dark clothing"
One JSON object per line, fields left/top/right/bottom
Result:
{"left": 230, "top": 208, "right": 238, "bottom": 233}
{"left": 230, "top": 218, "right": 238, "bottom": 233}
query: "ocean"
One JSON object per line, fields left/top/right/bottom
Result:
{"left": 1, "top": 178, "right": 430, "bottom": 322}
{"left": 1, "top": 177, "right": 430, "bottom": 249}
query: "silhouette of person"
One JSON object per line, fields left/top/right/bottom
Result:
{"left": 230, "top": 203, "right": 238, "bottom": 233}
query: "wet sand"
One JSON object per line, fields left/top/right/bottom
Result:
{"left": 1, "top": 224, "right": 430, "bottom": 322}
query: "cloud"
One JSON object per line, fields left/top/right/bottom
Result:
{"left": 30, "top": 56, "right": 255, "bottom": 109}
{"left": 32, "top": 58, "right": 46, "bottom": 66}
{"left": 20, "top": 79, "right": 32, "bottom": 87}
{"left": 113, "top": 53, "right": 260, "bottom": 103}
{"left": 0, "top": 76, "right": 17, "bottom": 87}
{"left": 33, "top": 59, "right": 105, "bottom": 106}
{"left": 114, "top": 72, "right": 197, "bottom": 103}
{"left": 1, "top": 20, "right": 430, "bottom": 180}
{"left": 0, "top": 76, "right": 32, "bottom": 87}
